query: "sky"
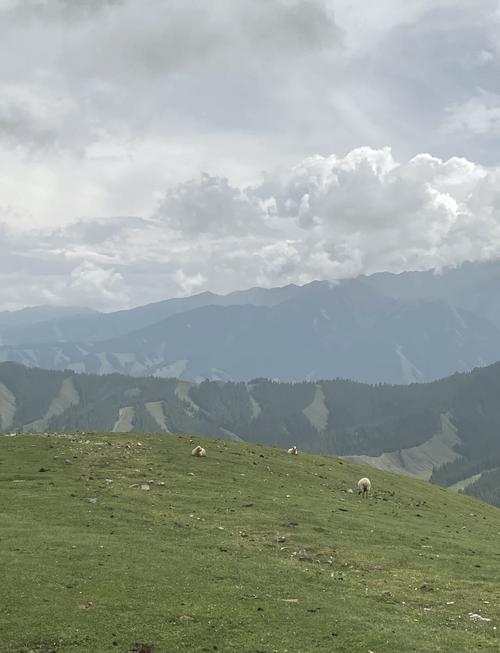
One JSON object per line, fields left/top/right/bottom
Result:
{"left": 2, "top": 0, "right": 500, "bottom": 309}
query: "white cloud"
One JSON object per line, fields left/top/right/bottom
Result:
{"left": 66, "top": 261, "right": 129, "bottom": 307}
{"left": 154, "top": 173, "right": 263, "bottom": 236}
{"left": 1, "top": 0, "right": 499, "bottom": 229}
{"left": 2, "top": 2, "right": 500, "bottom": 307}
{"left": 445, "top": 92, "right": 500, "bottom": 135}
{"left": 0, "top": 256, "right": 129, "bottom": 310}
{"left": 3, "top": 147, "right": 500, "bottom": 309}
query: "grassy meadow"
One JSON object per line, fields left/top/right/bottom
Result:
{"left": 1, "top": 433, "right": 500, "bottom": 652}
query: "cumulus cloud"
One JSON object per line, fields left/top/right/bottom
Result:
{"left": 0, "top": 258, "right": 129, "bottom": 310}
{"left": 0, "top": 0, "right": 344, "bottom": 229}
{"left": 154, "top": 174, "right": 264, "bottom": 236}
{"left": 2, "top": 2, "right": 500, "bottom": 308}
{"left": 3, "top": 147, "right": 500, "bottom": 309}
{"left": 2, "top": 0, "right": 499, "bottom": 228}
{"left": 65, "top": 261, "right": 129, "bottom": 307}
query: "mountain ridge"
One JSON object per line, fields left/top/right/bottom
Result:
{"left": 2, "top": 277, "right": 500, "bottom": 384}
{"left": 3, "top": 261, "right": 500, "bottom": 384}
{"left": 0, "top": 282, "right": 305, "bottom": 346}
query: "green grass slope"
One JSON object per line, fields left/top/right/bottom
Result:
{"left": 7, "top": 361, "right": 500, "bottom": 508}
{"left": 1, "top": 434, "right": 500, "bottom": 653}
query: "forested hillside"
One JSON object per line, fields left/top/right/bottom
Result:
{"left": 4, "top": 361, "right": 500, "bottom": 505}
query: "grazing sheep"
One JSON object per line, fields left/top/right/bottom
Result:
{"left": 357, "top": 477, "right": 371, "bottom": 497}
{"left": 191, "top": 445, "right": 206, "bottom": 457}
{"left": 287, "top": 446, "right": 298, "bottom": 455}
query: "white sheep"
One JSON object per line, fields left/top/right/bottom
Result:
{"left": 287, "top": 446, "right": 298, "bottom": 455}
{"left": 191, "top": 445, "right": 206, "bottom": 457}
{"left": 357, "top": 477, "right": 371, "bottom": 498}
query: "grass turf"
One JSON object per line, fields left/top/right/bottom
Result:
{"left": 1, "top": 432, "right": 500, "bottom": 652}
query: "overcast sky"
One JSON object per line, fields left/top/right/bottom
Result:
{"left": 2, "top": 0, "right": 500, "bottom": 309}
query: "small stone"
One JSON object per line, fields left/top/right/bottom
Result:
{"left": 140, "top": 484, "right": 150, "bottom": 491}
{"left": 179, "top": 614, "right": 194, "bottom": 622}
{"left": 469, "top": 613, "right": 491, "bottom": 622}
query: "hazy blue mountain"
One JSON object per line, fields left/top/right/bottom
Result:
{"left": 0, "top": 305, "right": 97, "bottom": 331}
{"left": 3, "top": 359, "right": 500, "bottom": 506}
{"left": 1, "top": 279, "right": 499, "bottom": 384}
{"left": 98, "top": 279, "right": 500, "bottom": 383}
{"left": 0, "top": 284, "right": 304, "bottom": 346}
{"left": 365, "top": 260, "right": 500, "bottom": 328}
{"left": 4, "top": 261, "right": 500, "bottom": 384}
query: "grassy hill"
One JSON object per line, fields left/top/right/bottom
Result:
{"left": 2, "top": 432, "right": 500, "bottom": 652}
{"left": 6, "top": 361, "right": 500, "bottom": 506}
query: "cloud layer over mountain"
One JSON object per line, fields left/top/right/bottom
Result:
{"left": 2, "top": 147, "right": 500, "bottom": 308}
{"left": 2, "top": 0, "right": 500, "bottom": 307}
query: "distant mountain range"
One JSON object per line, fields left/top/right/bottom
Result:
{"left": 3, "top": 260, "right": 500, "bottom": 384}
{"left": 0, "top": 305, "right": 97, "bottom": 330}
{"left": 2, "top": 359, "right": 500, "bottom": 506}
